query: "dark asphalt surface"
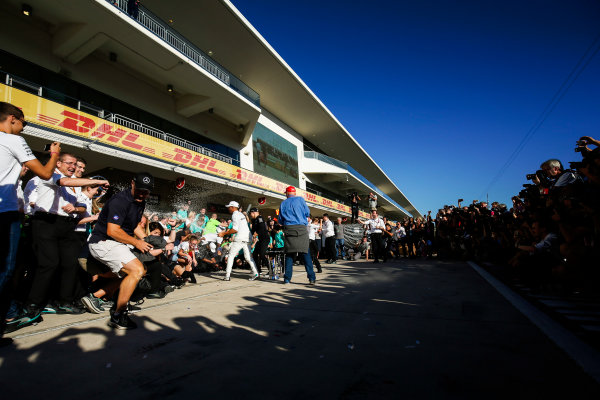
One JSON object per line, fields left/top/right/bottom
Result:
{"left": 1, "top": 258, "right": 599, "bottom": 399}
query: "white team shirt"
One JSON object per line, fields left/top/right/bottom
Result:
{"left": 23, "top": 176, "right": 40, "bottom": 215}
{"left": 231, "top": 210, "right": 251, "bottom": 242}
{"left": 365, "top": 217, "right": 385, "bottom": 234}
{"left": 33, "top": 170, "right": 80, "bottom": 217}
{"left": 0, "top": 132, "right": 36, "bottom": 213}
{"left": 322, "top": 219, "right": 335, "bottom": 238}
{"left": 308, "top": 223, "right": 320, "bottom": 240}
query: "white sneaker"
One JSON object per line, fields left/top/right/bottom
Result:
{"left": 249, "top": 273, "right": 259, "bottom": 281}
{"left": 223, "top": 276, "right": 231, "bottom": 281}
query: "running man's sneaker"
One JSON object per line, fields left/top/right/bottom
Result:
{"left": 107, "top": 310, "right": 137, "bottom": 330}
{"left": 249, "top": 273, "right": 259, "bottom": 281}
{"left": 309, "top": 280, "right": 316, "bottom": 285}
{"left": 80, "top": 294, "right": 103, "bottom": 314}
{"left": 223, "top": 276, "right": 231, "bottom": 281}
{"left": 127, "top": 303, "right": 143, "bottom": 313}
{"left": 283, "top": 280, "right": 291, "bottom": 285}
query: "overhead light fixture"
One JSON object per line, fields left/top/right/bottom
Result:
{"left": 208, "top": 50, "right": 214, "bottom": 56}
{"left": 167, "top": 84, "right": 174, "bottom": 93}
{"left": 22, "top": 4, "right": 32, "bottom": 16}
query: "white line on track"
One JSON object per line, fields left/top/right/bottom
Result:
{"left": 468, "top": 261, "right": 600, "bottom": 384}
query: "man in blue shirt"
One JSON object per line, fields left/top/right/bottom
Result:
{"left": 278, "top": 186, "right": 316, "bottom": 285}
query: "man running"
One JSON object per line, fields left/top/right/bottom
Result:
{"left": 219, "top": 201, "right": 259, "bottom": 281}
{"left": 88, "top": 172, "right": 154, "bottom": 330}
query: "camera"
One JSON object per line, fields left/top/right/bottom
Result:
{"left": 569, "top": 161, "right": 584, "bottom": 169}
{"left": 526, "top": 173, "right": 536, "bottom": 180}
{"left": 43, "top": 143, "right": 52, "bottom": 152}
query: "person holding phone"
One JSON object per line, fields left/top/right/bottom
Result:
{"left": 0, "top": 102, "right": 62, "bottom": 346}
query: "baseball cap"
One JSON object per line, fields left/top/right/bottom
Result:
{"left": 225, "top": 200, "right": 239, "bottom": 208}
{"left": 285, "top": 186, "right": 296, "bottom": 194}
{"left": 134, "top": 172, "right": 154, "bottom": 191}
{"left": 209, "top": 242, "right": 217, "bottom": 252}
{"left": 249, "top": 207, "right": 259, "bottom": 213}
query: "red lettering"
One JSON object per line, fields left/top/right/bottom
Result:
{"left": 190, "top": 155, "right": 209, "bottom": 168}
{"left": 122, "top": 133, "right": 143, "bottom": 150}
{"left": 173, "top": 148, "right": 192, "bottom": 164}
{"left": 92, "top": 124, "right": 126, "bottom": 143}
{"left": 58, "top": 110, "right": 95, "bottom": 133}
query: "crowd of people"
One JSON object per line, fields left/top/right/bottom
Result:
{"left": 0, "top": 100, "right": 396, "bottom": 341}
{"left": 4, "top": 96, "right": 595, "bottom": 345}
{"left": 435, "top": 136, "right": 600, "bottom": 294}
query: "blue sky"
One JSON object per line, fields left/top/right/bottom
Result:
{"left": 232, "top": 0, "right": 600, "bottom": 216}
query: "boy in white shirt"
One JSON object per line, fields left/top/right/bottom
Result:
{"left": 0, "top": 102, "right": 61, "bottom": 345}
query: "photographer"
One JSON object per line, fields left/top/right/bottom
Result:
{"left": 532, "top": 159, "right": 579, "bottom": 189}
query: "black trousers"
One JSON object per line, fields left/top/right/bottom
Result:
{"left": 325, "top": 236, "right": 337, "bottom": 261}
{"left": 351, "top": 205, "right": 359, "bottom": 223}
{"left": 309, "top": 239, "right": 322, "bottom": 270}
{"left": 253, "top": 238, "right": 269, "bottom": 272}
{"left": 370, "top": 232, "right": 385, "bottom": 262}
{"left": 28, "top": 214, "right": 82, "bottom": 306}
{"left": 144, "top": 259, "right": 164, "bottom": 292}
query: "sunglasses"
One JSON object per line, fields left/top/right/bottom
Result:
{"left": 13, "top": 116, "right": 27, "bottom": 128}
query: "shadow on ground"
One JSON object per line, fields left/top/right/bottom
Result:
{"left": 1, "top": 259, "right": 599, "bottom": 399}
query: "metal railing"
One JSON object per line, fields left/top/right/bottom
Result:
{"left": 3, "top": 71, "right": 239, "bottom": 165}
{"left": 304, "top": 151, "right": 348, "bottom": 170}
{"left": 106, "top": 0, "right": 260, "bottom": 106}
{"left": 108, "top": 114, "right": 236, "bottom": 164}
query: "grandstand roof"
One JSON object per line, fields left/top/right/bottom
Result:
{"left": 141, "top": 0, "right": 421, "bottom": 217}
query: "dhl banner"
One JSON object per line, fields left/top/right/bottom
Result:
{"left": 2, "top": 83, "right": 370, "bottom": 218}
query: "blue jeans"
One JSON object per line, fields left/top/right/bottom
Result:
{"left": 0, "top": 212, "right": 21, "bottom": 291}
{"left": 0, "top": 212, "right": 21, "bottom": 335}
{"left": 336, "top": 238, "right": 345, "bottom": 258}
{"left": 284, "top": 252, "right": 316, "bottom": 283}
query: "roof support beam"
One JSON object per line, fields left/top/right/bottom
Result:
{"left": 175, "top": 94, "right": 213, "bottom": 118}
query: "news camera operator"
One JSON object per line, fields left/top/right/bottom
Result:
{"left": 529, "top": 159, "right": 579, "bottom": 189}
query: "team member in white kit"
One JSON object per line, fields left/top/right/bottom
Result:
{"left": 218, "top": 201, "right": 259, "bottom": 281}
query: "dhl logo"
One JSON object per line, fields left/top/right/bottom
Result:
{"left": 35, "top": 111, "right": 355, "bottom": 215}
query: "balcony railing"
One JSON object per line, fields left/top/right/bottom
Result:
{"left": 108, "top": 114, "right": 236, "bottom": 164}
{"left": 304, "top": 151, "right": 407, "bottom": 214}
{"left": 106, "top": 0, "right": 260, "bottom": 107}
{"left": 3, "top": 71, "right": 239, "bottom": 165}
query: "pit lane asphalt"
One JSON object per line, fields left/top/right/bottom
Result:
{"left": 1, "top": 258, "right": 599, "bottom": 399}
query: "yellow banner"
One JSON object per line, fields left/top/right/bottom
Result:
{"left": 2, "top": 83, "right": 367, "bottom": 217}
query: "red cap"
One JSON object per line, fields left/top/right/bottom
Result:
{"left": 285, "top": 186, "right": 296, "bottom": 194}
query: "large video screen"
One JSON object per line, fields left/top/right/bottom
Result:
{"left": 252, "top": 123, "right": 299, "bottom": 186}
